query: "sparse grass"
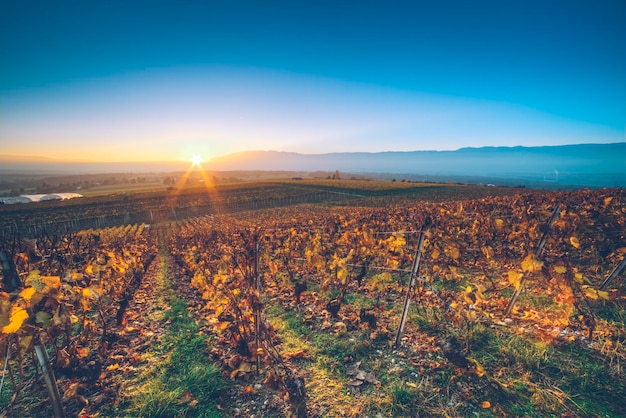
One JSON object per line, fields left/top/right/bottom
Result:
{"left": 409, "top": 303, "right": 447, "bottom": 335}
{"left": 129, "top": 299, "right": 224, "bottom": 417}
{"left": 265, "top": 304, "right": 387, "bottom": 416}
{"left": 126, "top": 297, "right": 224, "bottom": 417}
{"left": 388, "top": 382, "right": 416, "bottom": 415}
{"left": 466, "top": 323, "right": 626, "bottom": 417}
{"left": 595, "top": 299, "right": 626, "bottom": 326}
{"left": 119, "top": 235, "right": 225, "bottom": 417}
{"left": 343, "top": 292, "right": 377, "bottom": 309}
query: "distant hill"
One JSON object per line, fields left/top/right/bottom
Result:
{"left": 207, "top": 143, "right": 625, "bottom": 187}
{"left": 1, "top": 143, "right": 624, "bottom": 188}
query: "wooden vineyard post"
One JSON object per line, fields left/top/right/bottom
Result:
{"left": 394, "top": 228, "right": 425, "bottom": 349}
{"left": 254, "top": 238, "right": 262, "bottom": 375}
{"left": 505, "top": 205, "right": 561, "bottom": 316}
{"left": 34, "top": 344, "right": 65, "bottom": 418}
{"left": 599, "top": 257, "right": 626, "bottom": 291}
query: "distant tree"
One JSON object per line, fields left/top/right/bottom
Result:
{"left": 333, "top": 170, "right": 340, "bottom": 180}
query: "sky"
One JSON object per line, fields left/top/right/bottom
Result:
{"left": 1, "top": 0, "right": 624, "bottom": 162}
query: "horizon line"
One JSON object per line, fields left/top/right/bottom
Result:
{"left": 1, "top": 141, "right": 624, "bottom": 164}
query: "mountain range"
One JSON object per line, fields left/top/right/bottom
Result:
{"left": 1, "top": 143, "right": 624, "bottom": 188}
{"left": 207, "top": 143, "right": 625, "bottom": 187}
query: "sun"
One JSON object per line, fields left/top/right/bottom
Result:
{"left": 191, "top": 154, "right": 203, "bottom": 167}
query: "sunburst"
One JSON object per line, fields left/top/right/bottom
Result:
{"left": 191, "top": 154, "right": 203, "bottom": 167}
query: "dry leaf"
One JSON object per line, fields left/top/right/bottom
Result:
{"left": 521, "top": 255, "right": 543, "bottom": 273}
{"left": 508, "top": 271, "right": 524, "bottom": 290}
{"left": 2, "top": 306, "right": 29, "bottom": 334}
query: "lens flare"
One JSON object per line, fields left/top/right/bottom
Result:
{"left": 191, "top": 155, "right": 203, "bottom": 166}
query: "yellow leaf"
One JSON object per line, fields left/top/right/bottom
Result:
{"left": 19, "top": 287, "right": 37, "bottom": 303}
{"left": 338, "top": 267, "right": 348, "bottom": 285}
{"left": 481, "top": 246, "right": 494, "bottom": 260}
{"left": 521, "top": 255, "right": 543, "bottom": 273}
{"left": 213, "top": 271, "right": 227, "bottom": 286}
{"left": 26, "top": 273, "right": 61, "bottom": 294}
{"left": 570, "top": 236, "right": 580, "bottom": 249}
{"left": 494, "top": 219, "right": 504, "bottom": 229}
{"left": 2, "top": 306, "right": 29, "bottom": 334}
{"left": 603, "top": 196, "right": 613, "bottom": 207}
{"left": 508, "top": 271, "right": 524, "bottom": 290}
{"left": 304, "top": 248, "right": 313, "bottom": 261}
{"left": 106, "top": 363, "right": 120, "bottom": 371}
{"left": 386, "top": 234, "right": 406, "bottom": 252}
{"left": 85, "top": 265, "right": 94, "bottom": 275}
{"left": 470, "top": 358, "right": 485, "bottom": 376}
{"left": 574, "top": 273, "right": 584, "bottom": 284}
{"left": 474, "top": 365, "right": 484, "bottom": 377}
{"left": 598, "top": 290, "right": 609, "bottom": 300}
{"left": 430, "top": 248, "right": 440, "bottom": 260}
{"left": 584, "top": 287, "right": 598, "bottom": 300}
{"left": 191, "top": 273, "right": 206, "bottom": 290}
{"left": 82, "top": 288, "right": 94, "bottom": 299}
{"left": 481, "top": 401, "right": 491, "bottom": 409}
{"left": 553, "top": 265, "right": 567, "bottom": 274}
{"left": 387, "top": 259, "right": 400, "bottom": 270}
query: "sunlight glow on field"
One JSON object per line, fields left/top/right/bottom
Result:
{"left": 165, "top": 152, "right": 222, "bottom": 213}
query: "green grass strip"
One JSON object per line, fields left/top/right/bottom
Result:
{"left": 121, "top": 231, "right": 225, "bottom": 417}
{"left": 126, "top": 297, "right": 224, "bottom": 418}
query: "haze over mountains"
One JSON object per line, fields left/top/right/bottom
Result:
{"left": 1, "top": 143, "right": 624, "bottom": 188}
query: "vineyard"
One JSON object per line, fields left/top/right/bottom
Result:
{"left": 0, "top": 180, "right": 521, "bottom": 237}
{"left": 1, "top": 185, "right": 625, "bottom": 417}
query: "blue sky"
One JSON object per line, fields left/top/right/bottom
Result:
{"left": 1, "top": 0, "right": 624, "bottom": 161}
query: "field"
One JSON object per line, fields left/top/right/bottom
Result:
{"left": 0, "top": 180, "right": 625, "bottom": 417}
{"left": 79, "top": 182, "right": 169, "bottom": 196}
